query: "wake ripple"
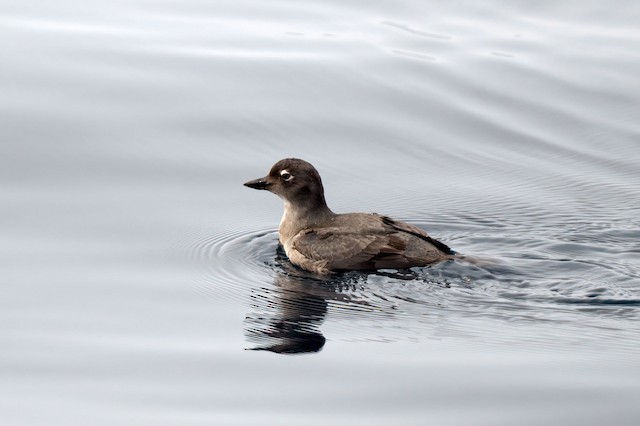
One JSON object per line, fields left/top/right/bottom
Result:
{"left": 177, "top": 218, "right": 640, "bottom": 354}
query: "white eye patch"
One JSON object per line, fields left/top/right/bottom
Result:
{"left": 280, "top": 169, "right": 293, "bottom": 181}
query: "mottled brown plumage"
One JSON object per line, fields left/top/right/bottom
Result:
{"left": 244, "top": 158, "right": 454, "bottom": 274}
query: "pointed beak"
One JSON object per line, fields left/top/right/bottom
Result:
{"left": 244, "top": 176, "right": 269, "bottom": 190}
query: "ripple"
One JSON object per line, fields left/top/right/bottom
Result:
{"left": 177, "top": 227, "right": 279, "bottom": 303}
{"left": 391, "top": 49, "right": 437, "bottom": 62}
{"left": 381, "top": 20, "right": 452, "bottom": 40}
{"left": 178, "top": 210, "right": 640, "bottom": 352}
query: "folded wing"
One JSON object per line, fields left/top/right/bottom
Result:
{"left": 291, "top": 214, "right": 449, "bottom": 271}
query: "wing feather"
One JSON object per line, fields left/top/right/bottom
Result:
{"left": 288, "top": 213, "right": 450, "bottom": 272}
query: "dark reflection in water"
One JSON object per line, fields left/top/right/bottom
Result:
{"left": 244, "top": 247, "right": 344, "bottom": 354}
{"left": 244, "top": 273, "right": 328, "bottom": 354}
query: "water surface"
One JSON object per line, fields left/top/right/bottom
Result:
{"left": 1, "top": 0, "right": 640, "bottom": 425}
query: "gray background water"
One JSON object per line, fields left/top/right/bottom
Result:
{"left": 2, "top": 1, "right": 640, "bottom": 425}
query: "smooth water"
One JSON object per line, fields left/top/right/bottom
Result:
{"left": 2, "top": 1, "right": 640, "bottom": 424}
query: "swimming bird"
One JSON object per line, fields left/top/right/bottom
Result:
{"left": 244, "top": 158, "right": 455, "bottom": 274}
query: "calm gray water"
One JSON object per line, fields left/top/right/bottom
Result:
{"left": 2, "top": 0, "right": 640, "bottom": 424}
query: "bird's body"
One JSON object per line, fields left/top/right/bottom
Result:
{"left": 244, "top": 158, "right": 454, "bottom": 274}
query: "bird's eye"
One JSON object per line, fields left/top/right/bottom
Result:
{"left": 280, "top": 170, "right": 293, "bottom": 181}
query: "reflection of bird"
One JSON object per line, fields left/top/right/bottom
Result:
{"left": 244, "top": 257, "right": 328, "bottom": 354}
{"left": 245, "top": 158, "right": 455, "bottom": 274}
{"left": 245, "top": 317, "right": 326, "bottom": 355}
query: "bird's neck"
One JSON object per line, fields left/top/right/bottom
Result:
{"left": 279, "top": 200, "right": 334, "bottom": 243}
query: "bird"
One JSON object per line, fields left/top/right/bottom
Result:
{"left": 244, "top": 158, "right": 455, "bottom": 274}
